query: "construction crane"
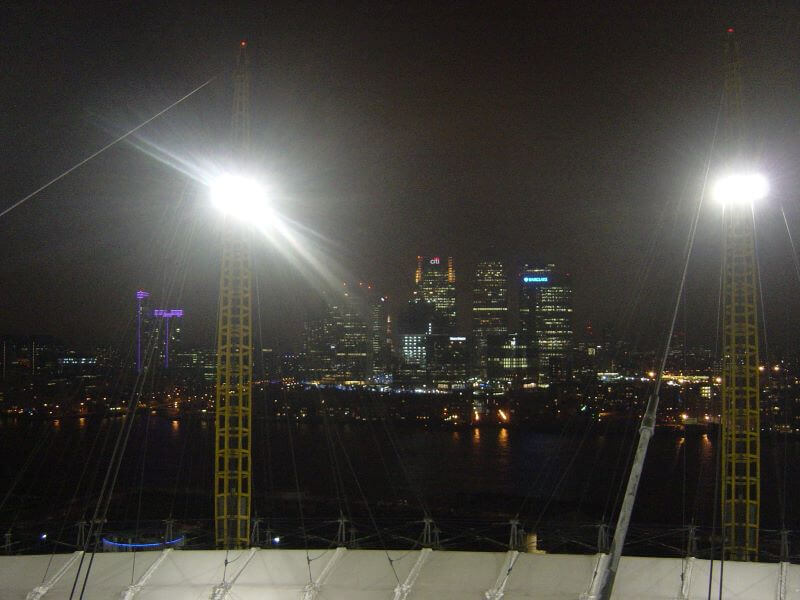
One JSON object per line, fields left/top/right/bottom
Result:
{"left": 214, "top": 40, "right": 253, "bottom": 549}
{"left": 718, "top": 27, "right": 761, "bottom": 562}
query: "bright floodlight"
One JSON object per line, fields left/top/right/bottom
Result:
{"left": 713, "top": 173, "right": 768, "bottom": 206}
{"left": 210, "top": 174, "right": 269, "bottom": 224}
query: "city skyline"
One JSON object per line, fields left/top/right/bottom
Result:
{"left": 3, "top": 3, "right": 800, "bottom": 585}
{"left": 2, "top": 3, "right": 800, "bottom": 356}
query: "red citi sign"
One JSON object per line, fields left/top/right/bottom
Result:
{"left": 430, "top": 257, "right": 440, "bottom": 265}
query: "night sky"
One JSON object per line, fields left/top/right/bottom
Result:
{"left": 2, "top": 1, "right": 800, "bottom": 354}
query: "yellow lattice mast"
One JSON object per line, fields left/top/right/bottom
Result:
{"left": 214, "top": 40, "right": 253, "bottom": 549}
{"left": 719, "top": 27, "right": 760, "bottom": 562}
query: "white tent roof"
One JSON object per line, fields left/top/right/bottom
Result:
{"left": 0, "top": 548, "right": 794, "bottom": 599}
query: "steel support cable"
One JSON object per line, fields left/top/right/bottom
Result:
{"left": 703, "top": 213, "right": 726, "bottom": 597}
{"left": 320, "top": 395, "right": 349, "bottom": 519}
{"left": 360, "top": 393, "right": 404, "bottom": 508}
{"left": 332, "top": 426, "right": 401, "bottom": 585}
{"left": 604, "top": 177, "right": 695, "bottom": 535}
{"left": 370, "top": 391, "right": 431, "bottom": 519}
{"left": 593, "top": 181, "right": 693, "bottom": 528}
{"left": 108, "top": 178, "right": 193, "bottom": 534}
{"left": 0, "top": 77, "right": 215, "bottom": 221}
{"left": 283, "top": 401, "right": 313, "bottom": 583}
{"left": 529, "top": 419, "right": 599, "bottom": 534}
{"left": 146, "top": 183, "right": 201, "bottom": 523}
{"left": 517, "top": 377, "right": 609, "bottom": 524}
{"left": 38, "top": 420, "right": 88, "bottom": 581}
{"left": 0, "top": 420, "right": 52, "bottom": 516}
{"left": 33, "top": 416, "right": 75, "bottom": 527}
{"left": 753, "top": 205, "right": 771, "bottom": 381}
{"left": 511, "top": 391, "right": 587, "bottom": 523}
{"left": 536, "top": 344, "right": 632, "bottom": 526}
{"left": 379, "top": 406, "right": 432, "bottom": 521}
{"left": 777, "top": 202, "right": 799, "bottom": 530}
{"left": 680, "top": 425, "right": 687, "bottom": 562}
{"left": 178, "top": 422, "right": 199, "bottom": 522}
{"left": 170, "top": 416, "right": 196, "bottom": 519}
{"left": 516, "top": 400, "right": 594, "bottom": 523}
{"left": 363, "top": 401, "right": 432, "bottom": 554}
{"left": 7, "top": 79, "right": 207, "bottom": 569}
{"left": 574, "top": 380, "right": 624, "bottom": 522}
{"left": 708, "top": 402, "right": 724, "bottom": 600}
{"left": 320, "top": 408, "right": 352, "bottom": 530}
{"left": 41, "top": 374, "right": 122, "bottom": 579}
{"left": 601, "top": 403, "right": 640, "bottom": 525}
{"left": 688, "top": 432, "right": 710, "bottom": 530}
{"left": 157, "top": 181, "right": 194, "bottom": 295}
{"left": 752, "top": 205, "right": 789, "bottom": 551}
{"left": 518, "top": 196, "right": 674, "bottom": 528}
{"left": 168, "top": 407, "right": 193, "bottom": 520}
{"left": 252, "top": 264, "right": 275, "bottom": 534}
{"left": 28, "top": 428, "right": 69, "bottom": 528}
{"left": 619, "top": 175, "right": 688, "bottom": 347}
{"left": 68, "top": 320, "right": 162, "bottom": 600}
{"left": 74, "top": 319, "right": 140, "bottom": 524}
{"left": 137, "top": 182, "right": 196, "bottom": 522}
{"left": 130, "top": 402, "right": 154, "bottom": 585}
{"left": 597, "top": 131, "right": 717, "bottom": 600}
{"left": 4, "top": 422, "right": 58, "bottom": 546}
{"left": 77, "top": 331, "right": 162, "bottom": 599}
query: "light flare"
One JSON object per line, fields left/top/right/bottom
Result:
{"left": 210, "top": 174, "right": 271, "bottom": 225}
{"left": 713, "top": 173, "right": 768, "bottom": 206}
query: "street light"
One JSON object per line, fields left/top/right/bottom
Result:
{"left": 210, "top": 173, "right": 270, "bottom": 225}
{"left": 712, "top": 173, "right": 769, "bottom": 206}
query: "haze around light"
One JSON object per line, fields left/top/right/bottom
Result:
{"left": 712, "top": 173, "right": 769, "bottom": 206}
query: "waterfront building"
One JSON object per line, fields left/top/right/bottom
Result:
{"left": 395, "top": 295, "right": 435, "bottom": 386}
{"left": 415, "top": 255, "right": 456, "bottom": 334}
{"left": 302, "top": 289, "right": 370, "bottom": 384}
{"left": 369, "top": 295, "right": 392, "bottom": 377}
{"left": 471, "top": 260, "right": 507, "bottom": 377}
{"left": 486, "top": 333, "right": 529, "bottom": 382}
{"left": 519, "top": 264, "right": 573, "bottom": 385}
{"left": 428, "top": 335, "right": 469, "bottom": 389}
{"left": 135, "top": 290, "right": 152, "bottom": 374}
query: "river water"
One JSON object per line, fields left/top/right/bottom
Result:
{"left": 1, "top": 415, "right": 797, "bottom": 555}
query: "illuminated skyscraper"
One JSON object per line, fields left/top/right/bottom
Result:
{"left": 486, "top": 333, "right": 529, "bottom": 381}
{"left": 135, "top": 290, "right": 151, "bottom": 374}
{"left": 519, "top": 264, "right": 573, "bottom": 385}
{"left": 153, "top": 309, "right": 184, "bottom": 368}
{"left": 472, "top": 261, "right": 507, "bottom": 335}
{"left": 332, "top": 296, "right": 370, "bottom": 383}
{"left": 415, "top": 256, "right": 456, "bottom": 333}
{"left": 472, "top": 260, "right": 507, "bottom": 377}
{"left": 369, "top": 295, "right": 392, "bottom": 376}
{"left": 396, "top": 295, "right": 436, "bottom": 386}
{"left": 302, "top": 288, "right": 370, "bottom": 383}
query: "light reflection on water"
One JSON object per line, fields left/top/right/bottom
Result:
{"left": 498, "top": 427, "right": 509, "bottom": 446}
{"left": 699, "top": 433, "right": 714, "bottom": 467}
{"left": 1, "top": 417, "right": 795, "bottom": 531}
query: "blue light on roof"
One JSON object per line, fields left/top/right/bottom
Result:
{"left": 523, "top": 276, "right": 548, "bottom": 283}
{"left": 101, "top": 536, "right": 184, "bottom": 549}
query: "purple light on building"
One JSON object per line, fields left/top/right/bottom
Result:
{"left": 153, "top": 309, "right": 183, "bottom": 318}
{"left": 136, "top": 290, "right": 151, "bottom": 374}
{"left": 153, "top": 309, "right": 184, "bottom": 368}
